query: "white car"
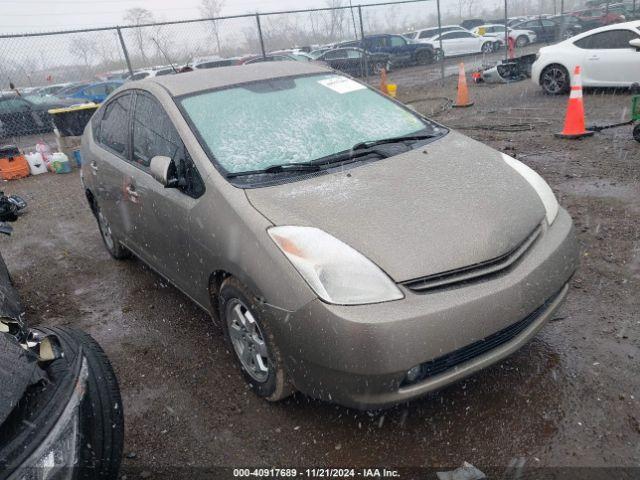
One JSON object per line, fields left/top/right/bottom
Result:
{"left": 404, "top": 25, "right": 469, "bottom": 42}
{"left": 472, "top": 24, "right": 538, "bottom": 47}
{"left": 532, "top": 20, "right": 640, "bottom": 94}
{"left": 423, "top": 30, "right": 495, "bottom": 57}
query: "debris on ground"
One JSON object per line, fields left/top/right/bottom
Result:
{"left": 436, "top": 462, "right": 486, "bottom": 480}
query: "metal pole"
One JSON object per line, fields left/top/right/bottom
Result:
{"left": 559, "top": 0, "right": 566, "bottom": 41}
{"left": 504, "top": 0, "right": 509, "bottom": 62}
{"left": 436, "top": 0, "right": 445, "bottom": 86}
{"left": 358, "top": 6, "right": 368, "bottom": 79}
{"left": 116, "top": 27, "right": 134, "bottom": 77}
{"left": 349, "top": 0, "right": 358, "bottom": 39}
{"left": 256, "top": 13, "right": 266, "bottom": 58}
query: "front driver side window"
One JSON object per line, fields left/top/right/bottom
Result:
{"left": 132, "top": 92, "right": 204, "bottom": 198}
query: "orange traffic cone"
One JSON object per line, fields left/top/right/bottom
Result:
{"left": 556, "top": 66, "right": 594, "bottom": 139}
{"left": 453, "top": 63, "right": 474, "bottom": 108}
{"left": 379, "top": 68, "right": 388, "bottom": 94}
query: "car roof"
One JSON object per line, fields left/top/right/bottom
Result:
{"left": 141, "top": 61, "right": 331, "bottom": 97}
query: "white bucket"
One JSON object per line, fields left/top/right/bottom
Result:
{"left": 25, "top": 152, "right": 48, "bottom": 175}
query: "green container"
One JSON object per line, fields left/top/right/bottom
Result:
{"left": 632, "top": 96, "right": 640, "bottom": 122}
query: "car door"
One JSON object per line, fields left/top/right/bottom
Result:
{"left": 128, "top": 91, "right": 206, "bottom": 292}
{"left": 388, "top": 35, "right": 412, "bottom": 64}
{"left": 322, "top": 49, "right": 351, "bottom": 73}
{"left": 575, "top": 29, "right": 640, "bottom": 86}
{"left": 437, "top": 32, "right": 461, "bottom": 56}
{"left": 456, "top": 31, "right": 484, "bottom": 54}
{"left": 90, "top": 92, "right": 134, "bottom": 241}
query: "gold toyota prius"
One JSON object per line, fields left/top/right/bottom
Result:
{"left": 80, "top": 62, "right": 579, "bottom": 410}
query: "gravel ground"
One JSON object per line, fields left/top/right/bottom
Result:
{"left": 2, "top": 66, "right": 639, "bottom": 478}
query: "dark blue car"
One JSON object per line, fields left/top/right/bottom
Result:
{"left": 339, "top": 34, "right": 440, "bottom": 68}
{"left": 66, "top": 81, "right": 123, "bottom": 103}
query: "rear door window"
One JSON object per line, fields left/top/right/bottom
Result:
{"left": 97, "top": 93, "right": 132, "bottom": 157}
{"left": 575, "top": 29, "right": 639, "bottom": 49}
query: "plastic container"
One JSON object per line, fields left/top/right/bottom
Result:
{"left": 72, "top": 149, "right": 82, "bottom": 167}
{"left": 386, "top": 84, "right": 398, "bottom": 98}
{"left": 49, "top": 152, "right": 72, "bottom": 174}
{"left": 35, "top": 142, "right": 52, "bottom": 163}
{"left": 25, "top": 152, "right": 48, "bottom": 175}
{"left": 48, "top": 103, "right": 99, "bottom": 137}
{"left": 0, "top": 145, "right": 30, "bottom": 180}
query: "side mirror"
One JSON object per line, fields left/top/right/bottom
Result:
{"left": 150, "top": 155, "right": 177, "bottom": 187}
{"left": 630, "top": 39, "right": 640, "bottom": 50}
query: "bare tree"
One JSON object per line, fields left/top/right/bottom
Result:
{"left": 458, "top": 0, "right": 477, "bottom": 22}
{"left": 200, "top": 0, "right": 225, "bottom": 54}
{"left": 321, "top": 0, "right": 347, "bottom": 42}
{"left": 69, "top": 36, "right": 98, "bottom": 69}
{"left": 123, "top": 8, "right": 155, "bottom": 65}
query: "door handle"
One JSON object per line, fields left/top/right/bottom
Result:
{"left": 125, "top": 185, "right": 139, "bottom": 199}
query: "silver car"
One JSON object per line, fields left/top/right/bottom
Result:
{"left": 80, "top": 62, "right": 579, "bottom": 410}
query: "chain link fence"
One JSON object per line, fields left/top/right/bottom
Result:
{"left": 0, "top": 0, "right": 636, "bottom": 143}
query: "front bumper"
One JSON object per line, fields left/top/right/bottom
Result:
{"left": 266, "top": 208, "right": 579, "bottom": 410}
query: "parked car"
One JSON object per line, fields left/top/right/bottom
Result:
{"left": 35, "top": 82, "right": 74, "bottom": 96}
{"left": 127, "top": 67, "right": 176, "bottom": 81}
{"left": 460, "top": 18, "right": 486, "bottom": 30}
{"left": 193, "top": 57, "right": 242, "bottom": 69}
{"left": 404, "top": 25, "right": 469, "bottom": 42}
{"left": 472, "top": 24, "right": 538, "bottom": 47}
{"left": 0, "top": 193, "right": 124, "bottom": 479}
{"left": 343, "top": 34, "right": 440, "bottom": 67}
{"left": 572, "top": 7, "right": 626, "bottom": 28}
{"left": 0, "top": 94, "right": 77, "bottom": 138}
{"left": 512, "top": 17, "right": 580, "bottom": 43}
{"left": 315, "top": 47, "right": 391, "bottom": 76}
{"left": 548, "top": 14, "right": 587, "bottom": 37}
{"left": 55, "top": 82, "right": 92, "bottom": 99}
{"left": 80, "top": 62, "right": 578, "bottom": 410}
{"left": 532, "top": 20, "right": 640, "bottom": 94}
{"left": 423, "top": 30, "right": 494, "bottom": 56}
{"left": 66, "top": 81, "right": 123, "bottom": 103}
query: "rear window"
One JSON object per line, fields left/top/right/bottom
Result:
{"left": 179, "top": 74, "right": 439, "bottom": 175}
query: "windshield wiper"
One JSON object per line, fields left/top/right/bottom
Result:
{"left": 351, "top": 133, "right": 437, "bottom": 151}
{"left": 226, "top": 163, "right": 322, "bottom": 179}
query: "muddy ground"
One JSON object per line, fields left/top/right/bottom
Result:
{"left": 2, "top": 67, "right": 639, "bottom": 478}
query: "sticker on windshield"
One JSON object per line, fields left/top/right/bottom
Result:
{"left": 318, "top": 77, "right": 366, "bottom": 94}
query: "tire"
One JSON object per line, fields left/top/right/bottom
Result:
{"left": 540, "top": 64, "right": 570, "bottom": 95}
{"left": 38, "top": 327, "right": 124, "bottom": 480}
{"left": 371, "top": 61, "right": 386, "bottom": 75}
{"left": 634, "top": 125, "right": 640, "bottom": 143}
{"left": 218, "top": 277, "right": 295, "bottom": 402}
{"left": 481, "top": 42, "right": 493, "bottom": 54}
{"left": 95, "top": 204, "right": 130, "bottom": 260}
{"left": 415, "top": 50, "right": 433, "bottom": 65}
{"left": 516, "top": 35, "right": 529, "bottom": 47}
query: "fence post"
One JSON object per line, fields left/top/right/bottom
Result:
{"left": 436, "top": 0, "right": 445, "bottom": 86}
{"left": 358, "top": 6, "right": 368, "bottom": 79}
{"left": 116, "top": 27, "right": 134, "bottom": 77}
{"left": 256, "top": 13, "right": 266, "bottom": 58}
{"left": 504, "top": 0, "right": 509, "bottom": 62}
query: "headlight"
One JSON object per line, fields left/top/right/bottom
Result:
{"left": 502, "top": 153, "right": 559, "bottom": 225}
{"left": 269, "top": 226, "right": 404, "bottom": 305}
{"left": 15, "top": 359, "right": 88, "bottom": 480}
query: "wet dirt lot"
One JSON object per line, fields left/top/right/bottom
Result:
{"left": 2, "top": 71, "right": 639, "bottom": 477}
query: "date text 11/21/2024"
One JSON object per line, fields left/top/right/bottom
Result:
{"left": 232, "top": 468, "right": 401, "bottom": 478}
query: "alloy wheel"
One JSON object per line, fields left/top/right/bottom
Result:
{"left": 542, "top": 66, "right": 568, "bottom": 95}
{"left": 98, "top": 211, "right": 115, "bottom": 252}
{"left": 226, "top": 299, "right": 270, "bottom": 383}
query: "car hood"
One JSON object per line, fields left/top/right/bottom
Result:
{"left": 246, "top": 131, "right": 546, "bottom": 283}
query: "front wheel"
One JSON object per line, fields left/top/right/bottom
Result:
{"left": 516, "top": 35, "right": 530, "bottom": 47}
{"left": 415, "top": 50, "right": 433, "bottom": 65}
{"left": 219, "top": 277, "right": 295, "bottom": 402}
{"left": 540, "top": 64, "right": 570, "bottom": 95}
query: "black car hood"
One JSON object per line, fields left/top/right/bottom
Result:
{"left": 0, "top": 333, "right": 40, "bottom": 426}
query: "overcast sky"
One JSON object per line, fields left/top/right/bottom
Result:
{"left": 0, "top": 0, "right": 464, "bottom": 34}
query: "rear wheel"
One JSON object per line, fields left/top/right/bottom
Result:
{"left": 95, "top": 204, "right": 130, "bottom": 260}
{"left": 540, "top": 64, "right": 570, "bottom": 95}
{"left": 219, "top": 277, "right": 295, "bottom": 402}
{"left": 371, "top": 61, "right": 386, "bottom": 75}
{"left": 516, "top": 35, "right": 530, "bottom": 47}
{"left": 481, "top": 42, "right": 493, "bottom": 54}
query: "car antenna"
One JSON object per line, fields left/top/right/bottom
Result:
{"left": 151, "top": 37, "right": 178, "bottom": 73}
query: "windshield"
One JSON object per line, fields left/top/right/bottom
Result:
{"left": 180, "top": 73, "right": 438, "bottom": 175}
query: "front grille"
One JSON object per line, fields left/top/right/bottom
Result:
{"left": 401, "top": 288, "right": 562, "bottom": 387}
{"left": 403, "top": 223, "right": 544, "bottom": 293}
